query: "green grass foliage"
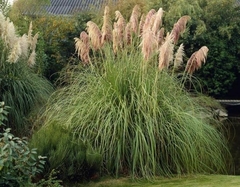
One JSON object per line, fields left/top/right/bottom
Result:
{"left": 31, "top": 46, "right": 230, "bottom": 179}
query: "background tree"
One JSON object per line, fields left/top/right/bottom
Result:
{"left": 155, "top": 0, "right": 240, "bottom": 98}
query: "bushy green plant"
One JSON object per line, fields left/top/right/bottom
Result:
{"left": 30, "top": 122, "right": 102, "bottom": 181}
{"left": 0, "top": 13, "right": 53, "bottom": 134}
{"left": 29, "top": 169, "right": 63, "bottom": 187}
{"left": 0, "top": 102, "right": 46, "bottom": 187}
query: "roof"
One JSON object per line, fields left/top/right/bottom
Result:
{"left": 31, "top": 0, "right": 109, "bottom": 16}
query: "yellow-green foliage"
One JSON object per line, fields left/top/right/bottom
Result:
{"left": 30, "top": 122, "right": 102, "bottom": 180}
{"left": 33, "top": 16, "right": 75, "bottom": 64}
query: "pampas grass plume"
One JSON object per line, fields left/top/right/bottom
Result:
{"left": 156, "top": 28, "right": 165, "bottom": 47}
{"left": 112, "top": 23, "right": 119, "bottom": 54}
{"left": 101, "top": 6, "right": 112, "bottom": 44}
{"left": 142, "top": 9, "right": 156, "bottom": 33}
{"left": 87, "top": 21, "right": 102, "bottom": 50}
{"left": 152, "top": 8, "right": 163, "bottom": 35}
{"left": 158, "top": 33, "right": 174, "bottom": 70}
{"left": 1, "top": 18, "right": 17, "bottom": 49}
{"left": 171, "top": 15, "right": 191, "bottom": 44}
{"left": 139, "top": 14, "right": 145, "bottom": 35}
{"left": 20, "top": 34, "right": 29, "bottom": 57}
{"left": 74, "top": 31, "right": 90, "bottom": 64}
{"left": 31, "top": 33, "right": 39, "bottom": 51}
{"left": 174, "top": 43, "right": 185, "bottom": 69}
{"left": 129, "top": 5, "right": 141, "bottom": 34}
{"left": 27, "top": 50, "right": 36, "bottom": 67}
{"left": 7, "top": 39, "right": 22, "bottom": 63}
{"left": 140, "top": 29, "right": 158, "bottom": 61}
{"left": 185, "top": 46, "right": 209, "bottom": 75}
{"left": 124, "top": 22, "right": 132, "bottom": 45}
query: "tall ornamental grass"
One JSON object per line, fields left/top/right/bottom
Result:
{"left": 31, "top": 5, "right": 230, "bottom": 178}
{"left": 0, "top": 13, "right": 53, "bottom": 134}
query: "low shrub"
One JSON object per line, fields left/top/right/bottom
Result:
{"left": 30, "top": 122, "right": 102, "bottom": 181}
{"left": 0, "top": 102, "right": 46, "bottom": 187}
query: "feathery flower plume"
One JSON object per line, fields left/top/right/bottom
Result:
{"left": 74, "top": 31, "right": 90, "bottom": 64}
{"left": 101, "top": 6, "right": 112, "bottom": 44}
{"left": 112, "top": 23, "right": 119, "bottom": 54}
{"left": 140, "top": 29, "right": 158, "bottom": 61}
{"left": 31, "top": 33, "right": 39, "bottom": 51}
{"left": 142, "top": 9, "right": 156, "bottom": 33}
{"left": 86, "top": 21, "right": 102, "bottom": 50}
{"left": 139, "top": 14, "right": 145, "bottom": 35}
{"left": 115, "top": 10, "right": 126, "bottom": 48}
{"left": 129, "top": 5, "right": 141, "bottom": 34}
{"left": 19, "top": 34, "right": 29, "bottom": 57}
{"left": 171, "top": 15, "right": 191, "bottom": 44}
{"left": 156, "top": 28, "right": 165, "bottom": 47}
{"left": 185, "top": 46, "right": 208, "bottom": 75}
{"left": 124, "top": 22, "right": 132, "bottom": 45}
{"left": 1, "top": 18, "right": 17, "bottom": 49}
{"left": 152, "top": 8, "right": 164, "bottom": 35}
{"left": 173, "top": 43, "right": 185, "bottom": 70}
{"left": 27, "top": 50, "right": 36, "bottom": 67}
{"left": 158, "top": 33, "right": 174, "bottom": 70}
{"left": 7, "top": 39, "right": 22, "bottom": 63}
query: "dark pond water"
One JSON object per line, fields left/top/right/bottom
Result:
{"left": 223, "top": 105, "right": 240, "bottom": 174}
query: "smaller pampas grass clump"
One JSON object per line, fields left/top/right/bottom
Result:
{"left": 0, "top": 13, "right": 53, "bottom": 134}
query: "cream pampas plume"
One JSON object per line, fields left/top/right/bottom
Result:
{"left": 140, "top": 29, "right": 158, "bottom": 61}
{"left": 74, "top": 31, "right": 90, "bottom": 64}
{"left": 171, "top": 15, "right": 191, "bottom": 44}
{"left": 129, "top": 5, "right": 141, "bottom": 34}
{"left": 101, "top": 6, "right": 112, "bottom": 44}
{"left": 156, "top": 28, "right": 164, "bottom": 47}
{"left": 19, "top": 34, "right": 29, "bottom": 57}
{"left": 158, "top": 33, "right": 174, "bottom": 70}
{"left": 115, "top": 10, "right": 126, "bottom": 47}
{"left": 124, "top": 22, "right": 132, "bottom": 45}
{"left": 86, "top": 21, "right": 102, "bottom": 50}
{"left": 173, "top": 43, "right": 185, "bottom": 70}
{"left": 152, "top": 8, "right": 163, "bottom": 35}
{"left": 142, "top": 9, "right": 156, "bottom": 33}
{"left": 1, "top": 18, "right": 17, "bottom": 49}
{"left": 27, "top": 50, "right": 36, "bottom": 67}
{"left": 138, "top": 14, "right": 145, "bottom": 35}
{"left": 7, "top": 38, "right": 22, "bottom": 63}
{"left": 112, "top": 23, "right": 119, "bottom": 54}
{"left": 185, "top": 46, "right": 209, "bottom": 75}
{"left": 31, "top": 33, "right": 39, "bottom": 51}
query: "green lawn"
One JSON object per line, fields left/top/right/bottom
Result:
{"left": 74, "top": 175, "right": 240, "bottom": 187}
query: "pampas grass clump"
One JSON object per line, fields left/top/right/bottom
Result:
{"left": 32, "top": 5, "right": 230, "bottom": 179}
{"left": 0, "top": 13, "right": 53, "bottom": 134}
{"left": 34, "top": 50, "right": 229, "bottom": 178}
